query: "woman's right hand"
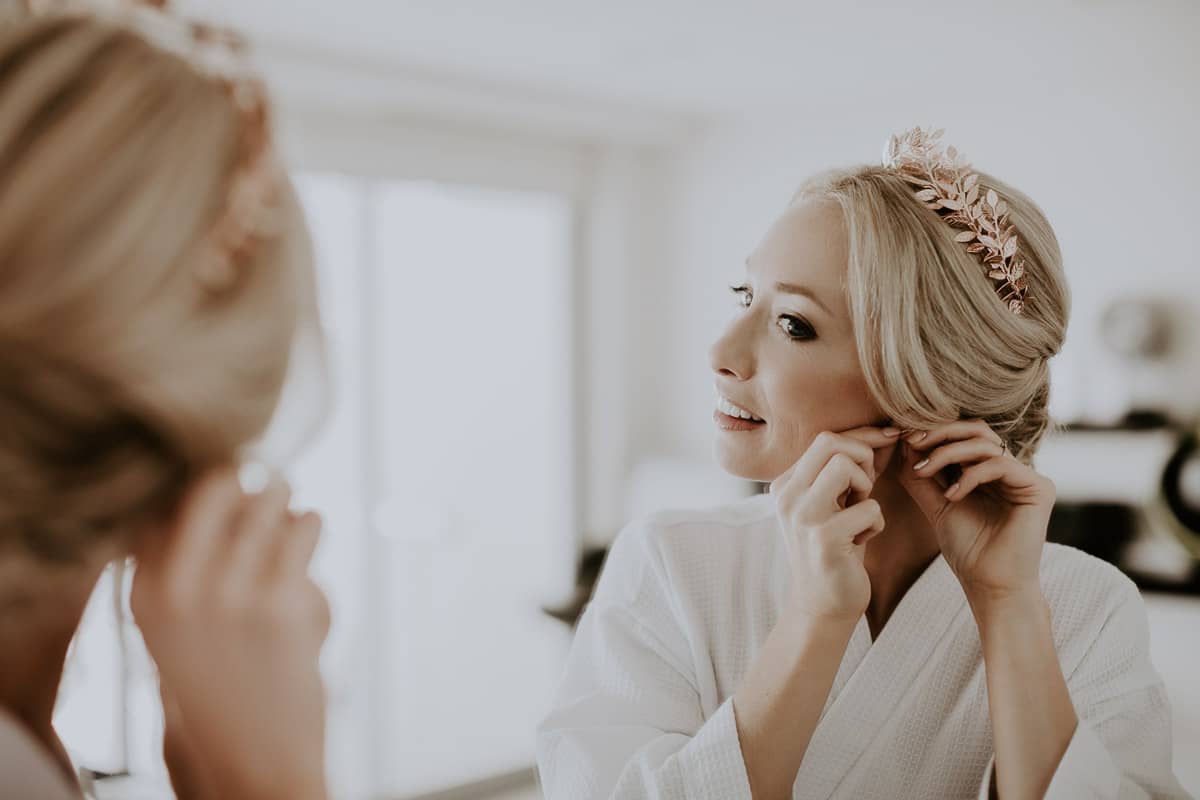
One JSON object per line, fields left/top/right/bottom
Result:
{"left": 770, "top": 427, "right": 900, "bottom": 624}
{"left": 130, "top": 469, "right": 331, "bottom": 800}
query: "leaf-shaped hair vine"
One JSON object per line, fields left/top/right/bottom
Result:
{"left": 883, "top": 127, "right": 1029, "bottom": 314}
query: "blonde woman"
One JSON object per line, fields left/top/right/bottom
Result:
{"left": 0, "top": 4, "right": 330, "bottom": 799}
{"left": 537, "top": 129, "right": 1188, "bottom": 799}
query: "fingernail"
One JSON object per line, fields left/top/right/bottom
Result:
{"left": 944, "top": 482, "right": 960, "bottom": 498}
{"left": 913, "top": 458, "right": 930, "bottom": 471}
{"left": 908, "top": 431, "right": 928, "bottom": 442}
{"left": 882, "top": 427, "right": 901, "bottom": 437}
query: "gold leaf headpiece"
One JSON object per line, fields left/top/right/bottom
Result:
{"left": 882, "top": 127, "right": 1028, "bottom": 314}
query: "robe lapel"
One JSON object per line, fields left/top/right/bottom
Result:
{"left": 820, "top": 617, "right": 871, "bottom": 718}
{"left": 794, "top": 554, "right": 969, "bottom": 799}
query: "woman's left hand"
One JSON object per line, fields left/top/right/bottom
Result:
{"left": 897, "top": 420, "right": 1056, "bottom": 600}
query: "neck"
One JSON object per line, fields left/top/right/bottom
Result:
{"left": 0, "top": 548, "right": 112, "bottom": 784}
{"left": 862, "top": 465, "right": 941, "bottom": 639}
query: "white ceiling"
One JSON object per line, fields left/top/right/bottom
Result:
{"left": 185, "top": 0, "right": 1198, "bottom": 120}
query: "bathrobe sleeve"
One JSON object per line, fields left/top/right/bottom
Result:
{"left": 978, "top": 583, "right": 1189, "bottom": 800}
{"left": 536, "top": 519, "right": 753, "bottom": 800}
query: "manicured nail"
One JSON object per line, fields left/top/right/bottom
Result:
{"left": 913, "top": 458, "right": 930, "bottom": 471}
{"left": 882, "top": 427, "right": 901, "bottom": 437}
{"left": 909, "top": 431, "right": 928, "bottom": 442}
{"left": 944, "top": 482, "right": 960, "bottom": 498}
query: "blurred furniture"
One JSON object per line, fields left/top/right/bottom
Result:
{"left": 1040, "top": 422, "right": 1200, "bottom": 594}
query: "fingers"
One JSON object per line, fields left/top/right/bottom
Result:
{"left": 894, "top": 439, "right": 954, "bottom": 523}
{"left": 905, "top": 419, "right": 1002, "bottom": 451}
{"left": 775, "top": 430, "right": 879, "bottom": 495}
{"left": 808, "top": 454, "right": 874, "bottom": 514}
{"left": 944, "top": 457, "right": 1049, "bottom": 503}
{"left": 277, "top": 512, "right": 329, "bottom": 644}
{"left": 911, "top": 437, "right": 1006, "bottom": 479}
{"left": 822, "top": 498, "right": 885, "bottom": 546}
{"left": 896, "top": 420, "right": 1005, "bottom": 521}
{"left": 844, "top": 426, "right": 903, "bottom": 480}
{"left": 277, "top": 510, "right": 322, "bottom": 582}
{"left": 224, "top": 478, "right": 293, "bottom": 589}
{"left": 137, "top": 470, "right": 317, "bottom": 635}
{"left": 150, "top": 470, "right": 243, "bottom": 596}
{"left": 840, "top": 425, "right": 903, "bottom": 448}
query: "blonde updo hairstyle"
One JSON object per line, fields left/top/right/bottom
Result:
{"left": 795, "top": 165, "right": 1069, "bottom": 465}
{"left": 0, "top": 9, "right": 317, "bottom": 563}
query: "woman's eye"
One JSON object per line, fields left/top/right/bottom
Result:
{"left": 731, "top": 285, "right": 752, "bottom": 308}
{"left": 778, "top": 315, "right": 816, "bottom": 341}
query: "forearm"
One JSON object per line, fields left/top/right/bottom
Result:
{"left": 165, "top": 730, "right": 326, "bottom": 800}
{"left": 732, "top": 608, "right": 857, "bottom": 800}
{"left": 970, "top": 587, "right": 1077, "bottom": 800}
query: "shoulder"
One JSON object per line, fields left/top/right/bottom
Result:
{"left": 1038, "top": 543, "right": 1149, "bottom": 670}
{"left": 597, "top": 493, "right": 778, "bottom": 601}
{"left": 1039, "top": 542, "right": 1141, "bottom": 613}
{"left": 613, "top": 493, "right": 777, "bottom": 569}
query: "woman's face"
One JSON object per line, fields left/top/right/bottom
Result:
{"left": 709, "top": 200, "right": 888, "bottom": 483}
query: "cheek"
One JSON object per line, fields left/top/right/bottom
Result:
{"left": 712, "top": 342, "right": 886, "bottom": 484}
{"left": 765, "top": 351, "right": 881, "bottom": 450}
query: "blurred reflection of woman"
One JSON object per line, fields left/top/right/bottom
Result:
{"left": 0, "top": 3, "right": 331, "bottom": 798}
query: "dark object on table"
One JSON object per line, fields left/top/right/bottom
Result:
{"left": 1047, "top": 502, "right": 1137, "bottom": 567}
{"left": 1050, "top": 500, "right": 1200, "bottom": 594}
{"left": 1159, "top": 432, "right": 1200, "bottom": 551}
{"left": 543, "top": 547, "right": 609, "bottom": 627}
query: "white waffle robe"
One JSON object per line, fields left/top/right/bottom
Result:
{"left": 537, "top": 495, "right": 1189, "bottom": 799}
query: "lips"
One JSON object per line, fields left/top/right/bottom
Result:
{"left": 714, "top": 409, "right": 766, "bottom": 431}
{"left": 715, "top": 393, "right": 765, "bottom": 423}
{"left": 713, "top": 390, "right": 766, "bottom": 433}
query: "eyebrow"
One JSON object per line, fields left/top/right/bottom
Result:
{"left": 772, "top": 281, "right": 833, "bottom": 316}
{"left": 744, "top": 258, "right": 835, "bottom": 316}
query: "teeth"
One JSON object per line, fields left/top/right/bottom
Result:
{"left": 717, "top": 396, "right": 763, "bottom": 422}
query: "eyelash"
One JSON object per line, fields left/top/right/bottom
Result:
{"left": 731, "top": 284, "right": 753, "bottom": 309}
{"left": 729, "top": 285, "right": 817, "bottom": 342}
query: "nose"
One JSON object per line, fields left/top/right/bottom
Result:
{"left": 709, "top": 314, "right": 755, "bottom": 381}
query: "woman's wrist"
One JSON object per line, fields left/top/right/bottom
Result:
{"left": 781, "top": 595, "right": 861, "bottom": 645}
{"left": 281, "top": 767, "right": 329, "bottom": 800}
{"left": 733, "top": 592, "right": 861, "bottom": 800}
{"left": 210, "top": 766, "right": 326, "bottom": 800}
{"left": 965, "top": 582, "right": 1048, "bottom": 636}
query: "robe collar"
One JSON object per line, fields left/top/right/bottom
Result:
{"left": 794, "top": 553, "right": 969, "bottom": 798}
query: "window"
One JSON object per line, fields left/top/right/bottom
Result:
{"left": 292, "top": 173, "right": 578, "bottom": 796}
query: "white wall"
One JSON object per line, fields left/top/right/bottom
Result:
{"left": 248, "top": 1, "right": 1200, "bottom": 543}
{"left": 642, "top": 16, "right": 1200, "bottom": 467}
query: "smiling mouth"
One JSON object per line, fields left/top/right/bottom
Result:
{"left": 714, "top": 396, "right": 766, "bottom": 431}
{"left": 716, "top": 395, "right": 764, "bottom": 422}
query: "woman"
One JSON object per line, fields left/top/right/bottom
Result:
{"left": 537, "top": 129, "right": 1188, "bottom": 799}
{"left": 0, "top": 4, "right": 330, "bottom": 799}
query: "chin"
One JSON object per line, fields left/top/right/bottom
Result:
{"left": 713, "top": 436, "right": 784, "bottom": 484}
